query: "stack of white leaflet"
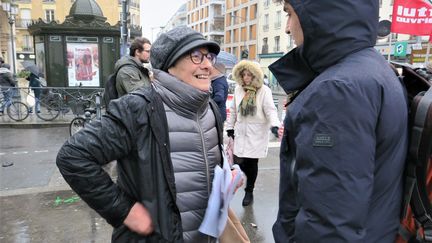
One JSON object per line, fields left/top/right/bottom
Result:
{"left": 199, "top": 146, "right": 243, "bottom": 238}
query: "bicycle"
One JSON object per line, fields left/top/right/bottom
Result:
{"left": 35, "top": 88, "right": 70, "bottom": 121}
{"left": 0, "top": 88, "right": 29, "bottom": 121}
{"left": 69, "top": 91, "right": 102, "bottom": 136}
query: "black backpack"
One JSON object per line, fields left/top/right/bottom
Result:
{"left": 102, "top": 63, "right": 136, "bottom": 108}
{"left": 397, "top": 64, "right": 432, "bottom": 243}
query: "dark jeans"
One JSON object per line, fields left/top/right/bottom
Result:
{"left": 0, "top": 88, "right": 12, "bottom": 112}
{"left": 234, "top": 156, "right": 259, "bottom": 192}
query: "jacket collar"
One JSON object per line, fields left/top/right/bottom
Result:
{"left": 269, "top": 47, "right": 317, "bottom": 94}
{"left": 153, "top": 69, "right": 210, "bottom": 119}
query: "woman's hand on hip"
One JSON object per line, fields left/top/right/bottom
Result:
{"left": 123, "top": 202, "right": 154, "bottom": 236}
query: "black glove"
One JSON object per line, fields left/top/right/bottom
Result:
{"left": 271, "top": 126, "right": 279, "bottom": 138}
{"left": 227, "top": 129, "right": 235, "bottom": 139}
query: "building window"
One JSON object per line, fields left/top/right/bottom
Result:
{"left": 274, "top": 36, "right": 280, "bottom": 52}
{"left": 263, "top": 14, "right": 269, "bottom": 31}
{"left": 287, "top": 35, "right": 293, "bottom": 49}
{"left": 262, "top": 37, "right": 268, "bottom": 54}
{"left": 19, "top": 9, "right": 32, "bottom": 28}
{"left": 45, "top": 10, "right": 55, "bottom": 22}
{"left": 23, "top": 35, "right": 33, "bottom": 52}
{"left": 251, "top": 4, "right": 257, "bottom": 20}
{"left": 275, "top": 11, "right": 281, "bottom": 29}
{"left": 379, "top": 0, "right": 382, "bottom": 7}
{"left": 43, "top": 0, "right": 55, "bottom": 2}
{"left": 264, "top": 0, "right": 270, "bottom": 8}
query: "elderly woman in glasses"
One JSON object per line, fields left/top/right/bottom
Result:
{"left": 57, "top": 26, "right": 229, "bottom": 243}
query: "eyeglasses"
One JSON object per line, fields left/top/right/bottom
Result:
{"left": 189, "top": 50, "right": 217, "bottom": 65}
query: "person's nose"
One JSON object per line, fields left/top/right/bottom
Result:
{"left": 285, "top": 20, "right": 291, "bottom": 35}
{"left": 200, "top": 56, "right": 213, "bottom": 69}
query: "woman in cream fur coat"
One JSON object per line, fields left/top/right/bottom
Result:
{"left": 226, "top": 60, "right": 280, "bottom": 206}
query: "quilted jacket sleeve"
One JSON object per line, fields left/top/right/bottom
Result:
{"left": 56, "top": 95, "right": 146, "bottom": 227}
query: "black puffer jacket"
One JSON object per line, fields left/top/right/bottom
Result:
{"left": 57, "top": 87, "right": 223, "bottom": 242}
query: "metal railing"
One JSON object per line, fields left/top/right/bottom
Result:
{"left": 0, "top": 87, "right": 104, "bottom": 122}
{"left": 15, "top": 18, "right": 32, "bottom": 28}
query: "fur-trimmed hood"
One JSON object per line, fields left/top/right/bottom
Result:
{"left": 232, "top": 60, "right": 264, "bottom": 88}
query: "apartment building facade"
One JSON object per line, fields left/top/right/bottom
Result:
{"left": 257, "top": 0, "right": 292, "bottom": 89}
{"left": 224, "top": 0, "right": 258, "bottom": 60}
{"left": 163, "top": 3, "right": 187, "bottom": 34}
{"left": 1, "top": 0, "right": 140, "bottom": 67}
{"left": 186, "top": 0, "right": 225, "bottom": 45}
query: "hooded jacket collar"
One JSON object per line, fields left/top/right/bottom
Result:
{"left": 153, "top": 69, "right": 210, "bottom": 119}
{"left": 269, "top": 47, "right": 316, "bottom": 93}
{"left": 232, "top": 60, "right": 264, "bottom": 89}
{"left": 271, "top": 0, "right": 379, "bottom": 93}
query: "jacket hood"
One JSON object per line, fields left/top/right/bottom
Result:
{"left": 270, "top": 0, "right": 379, "bottom": 92}
{"left": 232, "top": 60, "right": 264, "bottom": 88}
{"left": 114, "top": 55, "right": 142, "bottom": 72}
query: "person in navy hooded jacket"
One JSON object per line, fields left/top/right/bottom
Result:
{"left": 271, "top": 1, "right": 408, "bottom": 242}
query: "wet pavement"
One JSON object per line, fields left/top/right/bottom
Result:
{"left": 0, "top": 126, "right": 282, "bottom": 243}
{"left": 0, "top": 190, "right": 112, "bottom": 243}
{"left": 1, "top": 160, "right": 279, "bottom": 243}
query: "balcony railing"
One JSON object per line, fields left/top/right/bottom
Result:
{"left": 42, "top": 0, "right": 56, "bottom": 3}
{"left": 210, "top": 25, "right": 224, "bottom": 32}
{"left": 15, "top": 18, "right": 32, "bottom": 28}
{"left": 263, "top": 24, "right": 269, "bottom": 32}
{"left": 274, "top": 22, "right": 281, "bottom": 29}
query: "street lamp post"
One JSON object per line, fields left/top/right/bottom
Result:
{"left": 230, "top": 13, "right": 248, "bottom": 59}
{"left": 120, "top": 0, "right": 129, "bottom": 57}
{"left": 2, "top": 1, "right": 19, "bottom": 74}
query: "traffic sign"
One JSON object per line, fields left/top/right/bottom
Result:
{"left": 394, "top": 41, "right": 407, "bottom": 57}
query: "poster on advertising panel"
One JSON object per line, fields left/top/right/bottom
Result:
{"left": 67, "top": 43, "right": 100, "bottom": 87}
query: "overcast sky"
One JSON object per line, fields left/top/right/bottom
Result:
{"left": 140, "top": 0, "right": 186, "bottom": 42}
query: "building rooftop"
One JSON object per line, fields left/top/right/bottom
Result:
{"left": 68, "top": 0, "right": 106, "bottom": 22}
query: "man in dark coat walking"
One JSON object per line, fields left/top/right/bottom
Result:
{"left": 271, "top": 1, "right": 408, "bottom": 242}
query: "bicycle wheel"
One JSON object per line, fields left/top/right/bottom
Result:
{"left": 36, "top": 96, "right": 60, "bottom": 121}
{"left": 69, "top": 117, "right": 86, "bottom": 136}
{"left": 7, "top": 101, "right": 29, "bottom": 121}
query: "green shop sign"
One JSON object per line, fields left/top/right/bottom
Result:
{"left": 394, "top": 41, "right": 407, "bottom": 57}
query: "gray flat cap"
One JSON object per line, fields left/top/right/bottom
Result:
{"left": 150, "top": 26, "right": 220, "bottom": 71}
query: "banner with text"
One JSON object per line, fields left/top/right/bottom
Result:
{"left": 391, "top": 0, "right": 432, "bottom": 35}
